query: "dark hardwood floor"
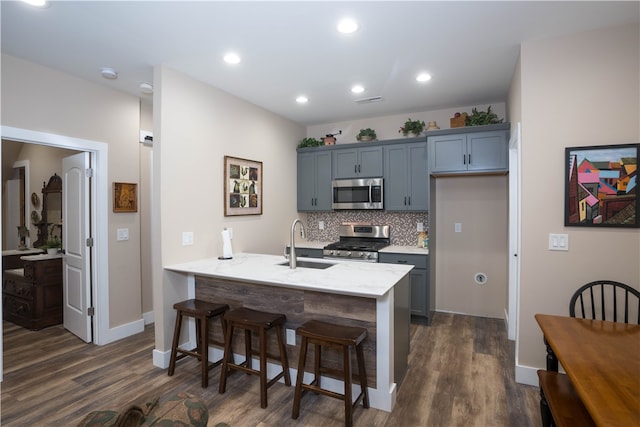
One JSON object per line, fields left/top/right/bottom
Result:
{"left": 1, "top": 312, "right": 540, "bottom": 426}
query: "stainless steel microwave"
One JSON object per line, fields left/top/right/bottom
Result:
{"left": 332, "top": 178, "right": 384, "bottom": 210}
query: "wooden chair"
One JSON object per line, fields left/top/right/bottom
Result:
{"left": 569, "top": 280, "right": 640, "bottom": 324}
{"left": 168, "top": 299, "right": 229, "bottom": 388}
{"left": 292, "top": 319, "right": 369, "bottom": 427}
{"left": 539, "top": 280, "right": 640, "bottom": 427}
{"left": 218, "top": 307, "right": 291, "bottom": 408}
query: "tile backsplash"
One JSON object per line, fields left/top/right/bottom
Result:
{"left": 304, "top": 211, "right": 428, "bottom": 246}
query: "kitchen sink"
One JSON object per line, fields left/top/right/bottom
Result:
{"left": 278, "top": 260, "right": 335, "bottom": 269}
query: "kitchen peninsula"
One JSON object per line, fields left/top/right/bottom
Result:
{"left": 164, "top": 252, "right": 413, "bottom": 411}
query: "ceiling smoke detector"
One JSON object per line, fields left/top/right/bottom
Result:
{"left": 139, "top": 82, "right": 153, "bottom": 95}
{"left": 100, "top": 68, "right": 118, "bottom": 80}
{"left": 355, "top": 96, "right": 383, "bottom": 105}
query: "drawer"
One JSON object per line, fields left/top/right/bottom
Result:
{"left": 3, "top": 277, "right": 34, "bottom": 300}
{"left": 379, "top": 253, "right": 428, "bottom": 269}
{"left": 3, "top": 294, "right": 33, "bottom": 318}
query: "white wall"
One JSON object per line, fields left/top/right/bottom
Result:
{"left": 515, "top": 23, "right": 639, "bottom": 379}
{"left": 1, "top": 54, "right": 143, "bottom": 329}
{"left": 152, "top": 65, "right": 305, "bottom": 350}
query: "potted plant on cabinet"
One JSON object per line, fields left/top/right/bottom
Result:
{"left": 399, "top": 118, "right": 426, "bottom": 137}
{"left": 465, "top": 105, "right": 503, "bottom": 126}
{"left": 42, "top": 237, "right": 61, "bottom": 255}
{"left": 297, "top": 137, "right": 324, "bottom": 149}
{"left": 356, "top": 128, "right": 377, "bottom": 142}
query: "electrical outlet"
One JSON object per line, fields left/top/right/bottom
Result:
{"left": 286, "top": 328, "right": 296, "bottom": 346}
{"left": 319, "top": 221, "right": 325, "bottom": 230}
{"left": 417, "top": 222, "right": 424, "bottom": 232}
{"left": 455, "top": 223, "right": 462, "bottom": 233}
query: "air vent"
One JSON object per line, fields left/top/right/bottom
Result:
{"left": 355, "top": 96, "right": 383, "bottom": 104}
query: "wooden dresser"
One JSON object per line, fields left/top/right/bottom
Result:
{"left": 2, "top": 254, "right": 63, "bottom": 330}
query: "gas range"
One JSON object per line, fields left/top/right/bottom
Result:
{"left": 323, "top": 224, "right": 390, "bottom": 262}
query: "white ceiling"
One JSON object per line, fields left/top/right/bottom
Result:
{"left": 2, "top": 1, "right": 638, "bottom": 126}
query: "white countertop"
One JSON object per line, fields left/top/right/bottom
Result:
{"left": 20, "top": 253, "right": 63, "bottom": 261}
{"left": 381, "top": 245, "right": 429, "bottom": 255}
{"left": 2, "top": 248, "right": 44, "bottom": 256}
{"left": 165, "top": 252, "right": 413, "bottom": 298}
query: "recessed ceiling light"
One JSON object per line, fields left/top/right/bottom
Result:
{"left": 100, "top": 68, "right": 118, "bottom": 80}
{"left": 296, "top": 96, "right": 309, "bottom": 104}
{"left": 21, "top": 0, "right": 48, "bottom": 7}
{"left": 139, "top": 82, "right": 153, "bottom": 95}
{"left": 337, "top": 19, "right": 358, "bottom": 34}
{"left": 416, "top": 73, "right": 432, "bottom": 82}
{"left": 351, "top": 85, "right": 365, "bottom": 94}
{"left": 223, "top": 52, "right": 241, "bottom": 65}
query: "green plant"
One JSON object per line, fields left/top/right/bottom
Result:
{"left": 42, "top": 237, "right": 61, "bottom": 249}
{"left": 399, "top": 118, "right": 426, "bottom": 136}
{"left": 356, "top": 128, "right": 377, "bottom": 141}
{"left": 297, "top": 137, "right": 324, "bottom": 148}
{"left": 465, "top": 105, "right": 503, "bottom": 126}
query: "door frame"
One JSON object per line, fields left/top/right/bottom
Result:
{"left": 1, "top": 126, "right": 110, "bottom": 346}
{"left": 508, "top": 122, "right": 522, "bottom": 341}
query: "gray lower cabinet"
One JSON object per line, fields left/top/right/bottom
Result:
{"left": 428, "top": 129, "right": 508, "bottom": 174}
{"left": 378, "top": 252, "right": 430, "bottom": 323}
{"left": 332, "top": 145, "right": 383, "bottom": 178}
{"left": 384, "top": 141, "right": 428, "bottom": 211}
{"left": 297, "top": 150, "right": 332, "bottom": 211}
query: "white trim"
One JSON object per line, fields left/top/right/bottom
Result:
{"left": 100, "top": 318, "right": 145, "bottom": 344}
{"left": 508, "top": 122, "right": 522, "bottom": 342}
{"left": 0, "top": 126, "right": 114, "bottom": 346}
{"left": 12, "top": 159, "right": 31, "bottom": 247}
{"left": 142, "top": 310, "right": 155, "bottom": 325}
{"left": 515, "top": 363, "right": 539, "bottom": 387}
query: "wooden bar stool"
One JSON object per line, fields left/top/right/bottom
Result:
{"left": 292, "top": 319, "right": 369, "bottom": 427}
{"left": 168, "top": 299, "right": 229, "bottom": 388}
{"left": 218, "top": 307, "right": 291, "bottom": 408}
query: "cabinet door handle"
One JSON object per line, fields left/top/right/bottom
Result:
{"left": 468, "top": 154, "right": 471, "bottom": 164}
{"left": 396, "top": 260, "right": 408, "bottom": 264}
{"left": 354, "top": 164, "right": 358, "bottom": 173}
{"left": 463, "top": 154, "right": 466, "bottom": 165}
{"left": 408, "top": 196, "right": 411, "bottom": 205}
{"left": 358, "top": 164, "right": 361, "bottom": 173}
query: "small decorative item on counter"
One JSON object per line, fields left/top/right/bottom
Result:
{"left": 356, "top": 128, "right": 377, "bottom": 142}
{"left": 297, "top": 137, "right": 324, "bottom": 148}
{"left": 450, "top": 111, "right": 467, "bottom": 128}
{"left": 417, "top": 231, "right": 427, "bottom": 248}
{"left": 399, "top": 118, "right": 426, "bottom": 136}
{"left": 426, "top": 121, "right": 440, "bottom": 131}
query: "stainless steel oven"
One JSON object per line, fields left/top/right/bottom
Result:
{"left": 331, "top": 178, "right": 383, "bottom": 210}
{"left": 323, "top": 224, "right": 390, "bottom": 262}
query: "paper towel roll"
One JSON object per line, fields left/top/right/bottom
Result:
{"left": 222, "top": 229, "right": 233, "bottom": 259}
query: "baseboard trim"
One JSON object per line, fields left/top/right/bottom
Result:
{"left": 515, "top": 363, "right": 539, "bottom": 387}
{"left": 142, "top": 310, "right": 154, "bottom": 325}
{"left": 101, "top": 318, "right": 145, "bottom": 345}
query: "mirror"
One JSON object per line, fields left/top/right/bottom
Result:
{"left": 33, "top": 174, "right": 62, "bottom": 248}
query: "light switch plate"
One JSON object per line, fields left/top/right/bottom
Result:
{"left": 454, "top": 223, "right": 462, "bottom": 233}
{"left": 286, "top": 328, "right": 296, "bottom": 346}
{"left": 548, "top": 233, "right": 569, "bottom": 251}
{"left": 182, "top": 231, "right": 194, "bottom": 246}
{"left": 117, "top": 228, "right": 129, "bottom": 241}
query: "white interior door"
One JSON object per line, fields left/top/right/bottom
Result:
{"left": 62, "top": 152, "right": 92, "bottom": 342}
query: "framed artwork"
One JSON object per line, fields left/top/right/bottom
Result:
{"left": 113, "top": 182, "right": 138, "bottom": 213}
{"left": 223, "top": 156, "right": 262, "bottom": 216}
{"left": 565, "top": 143, "right": 639, "bottom": 228}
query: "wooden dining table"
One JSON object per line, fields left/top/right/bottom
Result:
{"left": 535, "top": 314, "right": 640, "bottom": 427}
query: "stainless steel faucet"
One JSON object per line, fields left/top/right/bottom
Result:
{"left": 289, "top": 218, "right": 306, "bottom": 269}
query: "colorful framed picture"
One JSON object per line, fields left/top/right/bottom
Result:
{"left": 223, "top": 156, "right": 262, "bottom": 216}
{"left": 113, "top": 182, "right": 138, "bottom": 213}
{"left": 565, "top": 143, "right": 639, "bottom": 227}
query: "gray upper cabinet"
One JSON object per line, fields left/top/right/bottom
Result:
{"left": 384, "top": 141, "right": 428, "bottom": 211}
{"left": 429, "top": 129, "right": 509, "bottom": 174}
{"left": 297, "top": 150, "right": 332, "bottom": 211}
{"left": 332, "top": 145, "right": 383, "bottom": 179}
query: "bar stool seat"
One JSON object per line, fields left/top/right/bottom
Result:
{"left": 292, "top": 319, "right": 369, "bottom": 427}
{"left": 168, "top": 299, "right": 229, "bottom": 388}
{"left": 218, "top": 307, "right": 291, "bottom": 408}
